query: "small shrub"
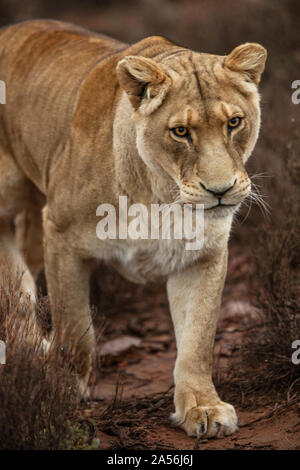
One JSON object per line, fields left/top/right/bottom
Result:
{"left": 0, "top": 271, "right": 82, "bottom": 450}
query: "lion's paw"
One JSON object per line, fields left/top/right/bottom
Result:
{"left": 173, "top": 401, "right": 238, "bottom": 438}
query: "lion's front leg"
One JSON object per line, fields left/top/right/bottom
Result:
{"left": 43, "top": 207, "right": 95, "bottom": 398}
{"left": 167, "top": 249, "right": 238, "bottom": 438}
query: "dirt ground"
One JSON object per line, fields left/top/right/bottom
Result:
{"left": 76, "top": 245, "right": 300, "bottom": 450}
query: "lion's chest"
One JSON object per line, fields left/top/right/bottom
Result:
{"left": 109, "top": 238, "right": 203, "bottom": 283}
{"left": 84, "top": 214, "right": 231, "bottom": 283}
{"left": 87, "top": 228, "right": 226, "bottom": 283}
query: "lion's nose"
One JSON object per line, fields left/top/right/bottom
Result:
{"left": 200, "top": 179, "right": 236, "bottom": 197}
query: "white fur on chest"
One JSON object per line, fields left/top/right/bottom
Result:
{"left": 111, "top": 237, "right": 202, "bottom": 283}
{"left": 84, "top": 215, "right": 232, "bottom": 283}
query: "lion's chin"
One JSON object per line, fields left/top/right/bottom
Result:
{"left": 204, "top": 203, "right": 240, "bottom": 218}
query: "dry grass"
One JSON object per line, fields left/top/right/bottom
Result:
{"left": 0, "top": 271, "right": 94, "bottom": 450}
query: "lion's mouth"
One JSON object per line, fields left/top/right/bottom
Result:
{"left": 183, "top": 200, "right": 239, "bottom": 213}
{"left": 205, "top": 201, "right": 237, "bottom": 211}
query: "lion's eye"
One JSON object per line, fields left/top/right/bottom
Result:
{"left": 228, "top": 117, "right": 242, "bottom": 129}
{"left": 171, "top": 127, "right": 189, "bottom": 138}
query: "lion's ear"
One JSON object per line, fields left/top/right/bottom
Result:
{"left": 224, "top": 43, "right": 267, "bottom": 85}
{"left": 116, "top": 56, "right": 171, "bottom": 114}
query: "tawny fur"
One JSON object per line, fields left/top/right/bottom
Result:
{"left": 0, "top": 20, "right": 266, "bottom": 438}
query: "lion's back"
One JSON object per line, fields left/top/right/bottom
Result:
{"left": 0, "top": 20, "right": 174, "bottom": 194}
{"left": 0, "top": 20, "right": 126, "bottom": 190}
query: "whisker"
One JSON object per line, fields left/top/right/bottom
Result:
{"left": 248, "top": 185, "right": 271, "bottom": 218}
{"left": 236, "top": 177, "right": 271, "bottom": 221}
{"left": 239, "top": 196, "right": 253, "bottom": 224}
{"left": 172, "top": 193, "right": 182, "bottom": 205}
{"left": 250, "top": 172, "right": 273, "bottom": 180}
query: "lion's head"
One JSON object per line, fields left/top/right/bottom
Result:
{"left": 116, "top": 42, "right": 267, "bottom": 217}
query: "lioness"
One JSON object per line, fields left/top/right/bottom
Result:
{"left": 0, "top": 20, "right": 266, "bottom": 438}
